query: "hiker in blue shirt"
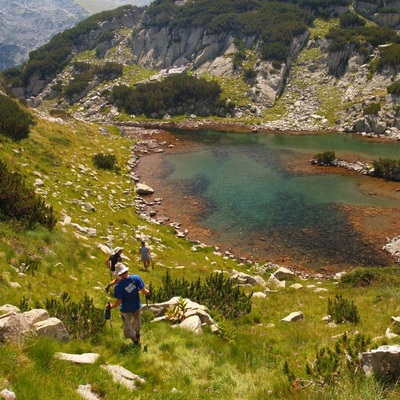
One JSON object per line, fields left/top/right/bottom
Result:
{"left": 106, "top": 263, "right": 149, "bottom": 345}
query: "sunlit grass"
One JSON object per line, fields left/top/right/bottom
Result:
{"left": 1, "top": 99, "right": 400, "bottom": 399}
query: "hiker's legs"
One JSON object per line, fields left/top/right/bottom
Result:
{"left": 131, "top": 309, "right": 142, "bottom": 342}
{"left": 121, "top": 310, "right": 141, "bottom": 342}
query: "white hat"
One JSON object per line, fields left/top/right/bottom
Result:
{"left": 113, "top": 246, "right": 123, "bottom": 254}
{"left": 114, "top": 262, "right": 128, "bottom": 276}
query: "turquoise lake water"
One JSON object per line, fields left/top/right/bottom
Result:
{"left": 148, "top": 130, "right": 400, "bottom": 271}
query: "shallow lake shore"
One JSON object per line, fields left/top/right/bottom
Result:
{"left": 123, "top": 122, "right": 400, "bottom": 276}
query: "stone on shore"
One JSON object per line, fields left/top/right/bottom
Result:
{"left": 136, "top": 183, "right": 154, "bottom": 195}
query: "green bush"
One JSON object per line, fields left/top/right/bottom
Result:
{"left": 388, "top": 81, "right": 400, "bottom": 95}
{"left": 64, "top": 62, "right": 123, "bottom": 102}
{"left": 243, "top": 67, "right": 257, "bottom": 81}
{"left": 17, "top": 256, "right": 40, "bottom": 276}
{"left": 0, "top": 94, "right": 35, "bottom": 140}
{"left": 111, "top": 74, "right": 233, "bottom": 118}
{"left": 233, "top": 50, "right": 246, "bottom": 70}
{"left": 326, "top": 25, "right": 400, "bottom": 54}
{"left": 314, "top": 150, "right": 336, "bottom": 165}
{"left": 0, "top": 161, "right": 57, "bottom": 230}
{"left": 340, "top": 267, "right": 400, "bottom": 288}
{"left": 284, "top": 332, "right": 370, "bottom": 389}
{"left": 377, "top": 43, "right": 400, "bottom": 71}
{"left": 146, "top": 0, "right": 311, "bottom": 62}
{"left": 64, "top": 71, "right": 93, "bottom": 100}
{"left": 363, "top": 102, "right": 381, "bottom": 115}
{"left": 378, "top": 7, "right": 398, "bottom": 13}
{"left": 372, "top": 157, "right": 400, "bottom": 180}
{"left": 328, "top": 294, "right": 360, "bottom": 324}
{"left": 149, "top": 271, "right": 252, "bottom": 319}
{"left": 339, "top": 12, "right": 365, "bottom": 29}
{"left": 93, "top": 62, "right": 123, "bottom": 79}
{"left": 45, "top": 292, "right": 106, "bottom": 339}
{"left": 92, "top": 153, "right": 118, "bottom": 170}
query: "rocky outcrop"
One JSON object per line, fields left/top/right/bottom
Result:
{"left": 355, "top": 0, "right": 400, "bottom": 29}
{"left": 13, "top": 6, "right": 144, "bottom": 99}
{"left": 143, "top": 297, "right": 220, "bottom": 334}
{"left": 8, "top": 0, "right": 400, "bottom": 136}
{"left": 0, "top": 305, "right": 70, "bottom": 344}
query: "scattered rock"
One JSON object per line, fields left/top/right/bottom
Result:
{"left": 0, "top": 389, "right": 16, "bottom": 400}
{"left": 76, "top": 384, "right": 101, "bottom": 400}
{"left": 136, "top": 183, "right": 154, "bottom": 195}
{"left": 281, "top": 311, "right": 304, "bottom": 322}
{"left": 55, "top": 352, "right": 100, "bottom": 364}
{"left": 101, "top": 364, "right": 146, "bottom": 391}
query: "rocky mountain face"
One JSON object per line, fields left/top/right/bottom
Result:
{"left": 0, "top": 0, "right": 154, "bottom": 71}
{"left": 8, "top": 1, "right": 400, "bottom": 138}
{"left": 0, "top": 0, "right": 89, "bottom": 71}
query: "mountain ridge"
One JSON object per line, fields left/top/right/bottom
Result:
{"left": 2, "top": 0, "right": 400, "bottom": 137}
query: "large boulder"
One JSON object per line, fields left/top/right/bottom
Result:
{"left": 274, "top": 267, "right": 296, "bottom": 281}
{"left": 0, "top": 312, "right": 34, "bottom": 344}
{"left": 361, "top": 345, "right": 400, "bottom": 379}
{"left": 23, "top": 309, "right": 50, "bottom": 325}
{"left": 34, "top": 317, "right": 70, "bottom": 341}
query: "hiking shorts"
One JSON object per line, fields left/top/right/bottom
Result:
{"left": 120, "top": 309, "right": 142, "bottom": 340}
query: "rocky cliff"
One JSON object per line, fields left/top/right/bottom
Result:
{"left": 7, "top": 1, "right": 400, "bottom": 138}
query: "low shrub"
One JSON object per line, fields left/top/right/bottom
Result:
{"left": 149, "top": 271, "right": 252, "bottom": 319}
{"left": 372, "top": 157, "right": 400, "bottom": 180}
{"left": 243, "top": 67, "right": 257, "bottom": 81}
{"left": 284, "top": 332, "right": 370, "bottom": 389}
{"left": 340, "top": 267, "right": 400, "bottom": 288}
{"left": 314, "top": 150, "right": 336, "bottom": 165}
{"left": 363, "top": 102, "right": 381, "bottom": 115}
{"left": 45, "top": 292, "right": 106, "bottom": 339}
{"left": 111, "top": 74, "right": 233, "bottom": 118}
{"left": 0, "top": 94, "right": 35, "bottom": 140}
{"left": 339, "top": 12, "right": 365, "bottom": 29}
{"left": 387, "top": 81, "right": 400, "bottom": 95}
{"left": 377, "top": 43, "right": 400, "bottom": 71}
{"left": 92, "top": 153, "right": 118, "bottom": 170}
{"left": 0, "top": 161, "right": 57, "bottom": 230}
{"left": 64, "top": 71, "right": 93, "bottom": 100}
{"left": 328, "top": 294, "right": 360, "bottom": 324}
{"left": 17, "top": 256, "right": 40, "bottom": 276}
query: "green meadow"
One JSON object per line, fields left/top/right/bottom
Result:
{"left": 1, "top": 111, "right": 400, "bottom": 399}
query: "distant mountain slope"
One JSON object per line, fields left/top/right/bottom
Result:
{"left": 0, "top": 0, "right": 89, "bottom": 70}
{"left": 0, "top": 0, "right": 152, "bottom": 71}
{"left": 75, "top": 0, "right": 152, "bottom": 14}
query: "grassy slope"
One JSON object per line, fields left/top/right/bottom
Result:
{"left": 2, "top": 15, "right": 400, "bottom": 395}
{"left": 1, "top": 109, "right": 400, "bottom": 399}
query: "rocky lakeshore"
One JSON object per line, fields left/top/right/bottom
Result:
{"left": 121, "top": 123, "right": 400, "bottom": 274}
